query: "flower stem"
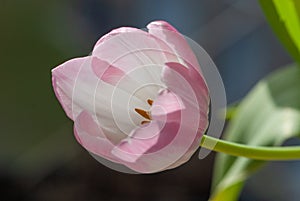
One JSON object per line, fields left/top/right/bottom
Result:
{"left": 200, "top": 135, "right": 300, "bottom": 160}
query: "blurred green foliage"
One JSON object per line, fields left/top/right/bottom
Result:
{"left": 259, "top": 0, "right": 300, "bottom": 65}
{"left": 210, "top": 1, "right": 300, "bottom": 200}
{"left": 210, "top": 64, "right": 300, "bottom": 201}
{"left": 0, "top": 1, "right": 86, "bottom": 177}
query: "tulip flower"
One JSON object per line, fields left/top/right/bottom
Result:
{"left": 52, "top": 21, "right": 210, "bottom": 173}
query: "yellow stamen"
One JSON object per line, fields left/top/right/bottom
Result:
{"left": 135, "top": 108, "right": 151, "bottom": 120}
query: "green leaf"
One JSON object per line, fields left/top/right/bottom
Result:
{"left": 210, "top": 64, "right": 300, "bottom": 201}
{"left": 225, "top": 103, "right": 239, "bottom": 120}
{"left": 259, "top": 0, "right": 300, "bottom": 65}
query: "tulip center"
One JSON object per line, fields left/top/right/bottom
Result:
{"left": 135, "top": 99, "right": 153, "bottom": 125}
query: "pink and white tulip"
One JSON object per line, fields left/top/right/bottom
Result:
{"left": 52, "top": 21, "right": 210, "bottom": 173}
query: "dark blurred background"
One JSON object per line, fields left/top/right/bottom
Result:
{"left": 1, "top": 0, "right": 299, "bottom": 200}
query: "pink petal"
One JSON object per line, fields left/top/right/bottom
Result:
{"left": 163, "top": 62, "right": 210, "bottom": 134}
{"left": 151, "top": 89, "right": 185, "bottom": 122}
{"left": 92, "top": 26, "right": 179, "bottom": 85}
{"left": 52, "top": 57, "right": 90, "bottom": 120}
{"left": 161, "top": 62, "right": 210, "bottom": 169}
{"left": 164, "top": 62, "right": 209, "bottom": 109}
{"left": 52, "top": 56, "right": 138, "bottom": 141}
{"left": 111, "top": 121, "right": 163, "bottom": 163}
{"left": 147, "top": 21, "right": 200, "bottom": 72}
{"left": 74, "top": 110, "right": 105, "bottom": 138}
{"left": 91, "top": 57, "right": 153, "bottom": 100}
{"left": 91, "top": 57, "right": 126, "bottom": 85}
{"left": 112, "top": 120, "right": 183, "bottom": 173}
{"left": 74, "top": 111, "right": 120, "bottom": 163}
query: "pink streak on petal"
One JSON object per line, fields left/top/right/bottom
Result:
{"left": 147, "top": 20, "right": 200, "bottom": 72}
{"left": 52, "top": 57, "right": 90, "bottom": 120}
{"left": 151, "top": 89, "right": 184, "bottom": 122}
{"left": 91, "top": 57, "right": 125, "bottom": 85}
{"left": 75, "top": 110, "right": 105, "bottom": 138}
{"left": 163, "top": 62, "right": 209, "bottom": 133}
{"left": 165, "top": 62, "right": 209, "bottom": 105}
{"left": 112, "top": 121, "right": 181, "bottom": 173}
{"left": 74, "top": 111, "right": 120, "bottom": 163}
{"left": 162, "top": 62, "right": 210, "bottom": 170}
{"left": 92, "top": 26, "right": 175, "bottom": 80}
{"left": 112, "top": 121, "right": 162, "bottom": 163}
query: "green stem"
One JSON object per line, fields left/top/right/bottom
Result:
{"left": 200, "top": 135, "right": 300, "bottom": 160}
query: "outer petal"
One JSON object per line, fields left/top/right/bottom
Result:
{"left": 147, "top": 21, "right": 200, "bottom": 72}
{"left": 92, "top": 26, "right": 180, "bottom": 86}
{"left": 164, "top": 62, "right": 209, "bottom": 115}
{"left": 162, "top": 62, "right": 210, "bottom": 169}
{"left": 74, "top": 111, "right": 120, "bottom": 163}
{"left": 91, "top": 57, "right": 126, "bottom": 85}
{"left": 91, "top": 56, "right": 158, "bottom": 101}
{"left": 111, "top": 121, "right": 163, "bottom": 163}
{"left": 52, "top": 56, "right": 146, "bottom": 143}
{"left": 112, "top": 120, "right": 181, "bottom": 173}
{"left": 52, "top": 57, "right": 89, "bottom": 120}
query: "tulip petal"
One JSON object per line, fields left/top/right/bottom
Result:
{"left": 92, "top": 26, "right": 180, "bottom": 86}
{"left": 161, "top": 62, "right": 210, "bottom": 169}
{"left": 111, "top": 121, "right": 162, "bottom": 163}
{"left": 164, "top": 62, "right": 209, "bottom": 109}
{"left": 91, "top": 57, "right": 126, "bottom": 85}
{"left": 74, "top": 111, "right": 120, "bottom": 163}
{"left": 52, "top": 57, "right": 90, "bottom": 120}
{"left": 147, "top": 21, "right": 200, "bottom": 72}
{"left": 112, "top": 120, "right": 182, "bottom": 173}
{"left": 163, "top": 61, "right": 210, "bottom": 134}
{"left": 91, "top": 57, "right": 157, "bottom": 101}
{"left": 52, "top": 56, "right": 146, "bottom": 143}
{"left": 151, "top": 89, "right": 185, "bottom": 122}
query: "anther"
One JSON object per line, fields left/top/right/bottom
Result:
{"left": 147, "top": 99, "right": 153, "bottom": 106}
{"left": 141, "top": 120, "right": 150, "bottom": 125}
{"left": 135, "top": 108, "right": 151, "bottom": 120}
